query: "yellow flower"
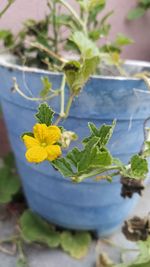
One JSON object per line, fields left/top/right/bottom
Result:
{"left": 23, "top": 123, "right": 62, "bottom": 163}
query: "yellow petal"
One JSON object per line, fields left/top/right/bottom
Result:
{"left": 33, "top": 123, "right": 61, "bottom": 146}
{"left": 46, "top": 145, "right": 62, "bottom": 161}
{"left": 33, "top": 123, "right": 49, "bottom": 143}
{"left": 47, "top": 126, "right": 61, "bottom": 145}
{"left": 25, "top": 146, "right": 47, "bottom": 163}
{"left": 23, "top": 135, "right": 39, "bottom": 149}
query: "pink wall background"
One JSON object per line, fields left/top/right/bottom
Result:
{"left": 0, "top": 0, "right": 150, "bottom": 61}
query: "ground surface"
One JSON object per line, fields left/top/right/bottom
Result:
{"left": 0, "top": 185, "right": 149, "bottom": 267}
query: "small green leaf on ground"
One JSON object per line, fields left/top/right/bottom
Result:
{"left": 4, "top": 152, "right": 16, "bottom": 169}
{"left": 20, "top": 210, "right": 60, "bottom": 248}
{"left": 116, "top": 238, "right": 150, "bottom": 267}
{"left": 60, "top": 231, "right": 91, "bottom": 259}
{"left": 0, "top": 167, "right": 21, "bottom": 204}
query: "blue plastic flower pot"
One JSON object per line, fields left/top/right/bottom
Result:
{"left": 0, "top": 57, "right": 150, "bottom": 236}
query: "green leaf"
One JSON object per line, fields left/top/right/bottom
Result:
{"left": 20, "top": 210, "right": 60, "bottom": 248}
{"left": 140, "top": 0, "right": 150, "bottom": 6}
{"left": 82, "top": 56, "right": 100, "bottom": 80}
{"left": 120, "top": 154, "right": 149, "bottom": 181}
{"left": 70, "top": 31, "right": 100, "bottom": 58}
{"left": 66, "top": 147, "right": 82, "bottom": 167}
{"left": 0, "top": 30, "right": 14, "bottom": 47}
{"left": 91, "top": 148, "right": 112, "bottom": 167}
{"left": 77, "top": 137, "right": 100, "bottom": 172}
{"left": 108, "top": 238, "right": 150, "bottom": 267}
{"left": 63, "top": 56, "right": 99, "bottom": 95}
{"left": 60, "top": 231, "right": 91, "bottom": 259}
{"left": 141, "top": 0, "right": 150, "bottom": 9}
{"left": 96, "top": 121, "right": 116, "bottom": 147}
{"left": 84, "top": 120, "right": 116, "bottom": 148}
{"left": 77, "top": 137, "right": 112, "bottom": 173}
{"left": 89, "top": 29, "right": 102, "bottom": 41}
{"left": 127, "top": 7, "right": 145, "bottom": 20}
{"left": 88, "top": 122, "right": 99, "bottom": 136}
{"left": 116, "top": 239, "right": 150, "bottom": 267}
{"left": 88, "top": 0, "right": 106, "bottom": 22}
{"left": 4, "top": 152, "right": 16, "bottom": 169}
{"left": 114, "top": 33, "right": 134, "bottom": 47}
{"left": 142, "top": 141, "right": 150, "bottom": 157}
{"left": 35, "top": 103, "right": 54, "bottom": 126}
{"left": 88, "top": 0, "right": 105, "bottom": 10}
{"left": 0, "top": 167, "right": 21, "bottom": 204}
{"left": 130, "top": 155, "right": 148, "bottom": 179}
{"left": 53, "top": 122, "right": 116, "bottom": 180}
{"left": 77, "top": 0, "right": 105, "bottom": 11}
{"left": 63, "top": 61, "right": 81, "bottom": 94}
{"left": 132, "top": 240, "right": 150, "bottom": 265}
{"left": 40, "top": 77, "right": 52, "bottom": 98}
{"left": 55, "top": 14, "right": 78, "bottom": 30}
{"left": 89, "top": 24, "right": 111, "bottom": 40}
{"left": 52, "top": 158, "right": 74, "bottom": 177}
{"left": 0, "top": 30, "right": 12, "bottom": 39}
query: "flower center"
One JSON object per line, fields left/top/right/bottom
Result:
{"left": 41, "top": 142, "right": 47, "bottom": 147}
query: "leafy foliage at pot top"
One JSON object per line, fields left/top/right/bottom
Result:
{"left": 1, "top": 0, "right": 136, "bottom": 125}
{"left": 0, "top": 0, "right": 133, "bottom": 73}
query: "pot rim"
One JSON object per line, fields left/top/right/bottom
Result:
{"left": 0, "top": 54, "right": 149, "bottom": 81}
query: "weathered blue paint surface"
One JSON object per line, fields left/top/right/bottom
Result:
{"left": 0, "top": 60, "right": 150, "bottom": 236}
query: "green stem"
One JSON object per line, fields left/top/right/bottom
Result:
{"left": 17, "top": 240, "right": 24, "bottom": 258}
{"left": 58, "top": 0, "right": 85, "bottom": 32}
{"left": 47, "top": 0, "right": 52, "bottom": 10}
{"left": 54, "top": 75, "right": 66, "bottom": 125}
{"left": 134, "top": 73, "right": 150, "bottom": 91}
{"left": 83, "top": 10, "right": 88, "bottom": 36}
{"left": 0, "top": 0, "right": 15, "bottom": 18}
{"left": 17, "top": 240, "right": 28, "bottom": 265}
{"left": 115, "top": 63, "right": 128, "bottom": 77}
{"left": 30, "top": 42, "right": 67, "bottom": 63}
{"left": 73, "top": 166, "right": 121, "bottom": 182}
{"left": 54, "top": 92, "right": 74, "bottom": 125}
{"left": 0, "top": 235, "right": 19, "bottom": 244}
{"left": 52, "top": 1, "right": 58, "bottom": 54}
{"left": 95, "top": 171, "right": 120, "bottom": 181}
{"left": 60, "top": 75, "right": 66, "bottom": 116}
{"left": 64, "top": 93, "right": 75, "bottom": 119}
{"left": 13, "top": 77, "right": 60, "bottom": 102}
